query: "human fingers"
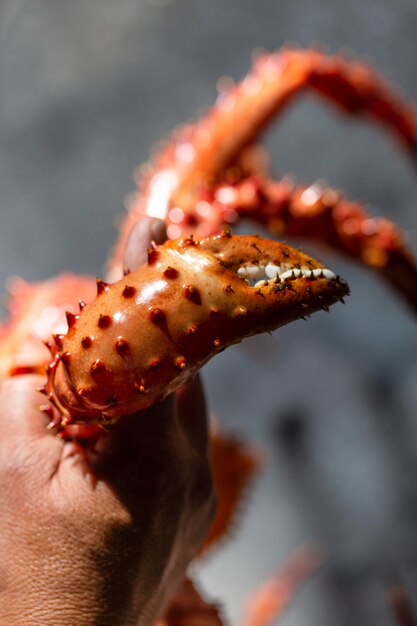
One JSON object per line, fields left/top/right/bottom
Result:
{"left": 176, "top": 376, "right": 209, "bottom": 456}
{"left": 0, "top": 375, "right": 57, "bottom": 441}
{"left": 0, "top": 375, "right": 62, "bottom": 483}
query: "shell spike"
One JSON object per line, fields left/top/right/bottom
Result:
{"left": 40, "top": 402, "right": 55, "bottom": 420}
{"left": 65, "top": 311, "right": 79, "bottom": 328}
{"left": 60, "top": 351, "right": 71, "bottom": 368}
{"left": 53, "top": 333, "right": 64, "bottom": 348}
{"left": 147, "top": 242, "right": 159, "bottom": 265}
{"left": 43, "top": 339, "right": 54, "bottom": 354}
{"left": 96, "top": 278, "right": 110, "bottom": 295}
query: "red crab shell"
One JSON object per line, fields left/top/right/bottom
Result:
{"left": 0, "top": 273, "right": 96, "bottom": 377}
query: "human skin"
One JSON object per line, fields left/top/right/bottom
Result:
{"left": 0, "top": 218, "right": 215, "bottom": 626}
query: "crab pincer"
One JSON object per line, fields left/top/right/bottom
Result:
{"left": 41, "top": 233, "right": 349, "bottom": 431}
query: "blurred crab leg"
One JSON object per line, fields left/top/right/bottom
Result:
{"left": 140, "top": 48, "right": 417, "bottom": 217}
{"left": 388, "top": 585, "right": 417, "bottom": 626}
{"left": 206, "top": 176, "right": 417, "bottom": 313}
{"left": 240, "top": 545, "right": 323, "bottom": 626}
{"left": 0, "top": 274, "right": 97, "bottom": 377}
{"left": 199, "top": 433, "right": 261, "bottom": 556}
{"left": 158, "top": 577, "right": 223, "bottom": 626}
{"left": 108, "top": 48, "right": 417, "bottom": 281}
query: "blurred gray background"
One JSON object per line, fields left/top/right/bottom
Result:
{"left": 1, "top": 0, "right": 417, "bottom": 624}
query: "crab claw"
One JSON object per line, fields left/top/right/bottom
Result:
{"left": 198, "top": 232, "right": 349, "bottom": 331}
{"left": 46, "top": 233, "right": 349, "bottom": 427}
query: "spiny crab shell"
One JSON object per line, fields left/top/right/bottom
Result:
{"left": 43, "top": 232, "right": 348, "bottom": 429}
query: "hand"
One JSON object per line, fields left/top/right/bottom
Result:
{"left": 0, "top": 218, "right": 215, "bottom": 626}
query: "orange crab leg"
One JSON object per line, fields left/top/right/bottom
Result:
{"left": 388, "top": 585, "right": 417, "bottom": 626}
{"left": 0, "top": 273, "right": 96, "bottom": 377}
{"left": 136, "top": 47, "right": 417, "bottom": 221}
{"left": 199, "top": 433, "right": 261, "bottom": 556}
{"left": 158, "top": 577, "right": 223, "bottom": 626}
{"left": 203, "top": 176, "right": 417, "bottom": 313}
{"left": 108, "top": 48, "right": 417, "bottom": 314}
{"left": 240, "top": 545, "right": 323, "bottom": 626}
{"left": 111, "top": 48, "right": 417, "bottom": 271}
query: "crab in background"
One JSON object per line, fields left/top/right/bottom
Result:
{"left": 1, "top": 47, "right": 416, "bottom": 624}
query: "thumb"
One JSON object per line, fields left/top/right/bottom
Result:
{"left": 124, "top": 216, "right": 167, "bottom": 272}
{"left": 124, "top": 217, "right": 210, "bottom": 457}
{"left": 94, "top": 216, "right": 209, "bottom": 463}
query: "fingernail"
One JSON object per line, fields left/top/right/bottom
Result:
{"left": 150, "top": 219, "right": 167, "bottom": 246}
{"left": 124, "top": 217, "right": 167, "bottom": 270}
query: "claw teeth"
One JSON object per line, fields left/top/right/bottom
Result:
{"left": 310, "top": 268, "right": 337, "bottom": 279}
{"left": 65, "top": 311, "right": 79, "bottom": 328}
{"left": 280, "top": 268, "right": 302, "bottom": 280}
{"left": 238, "top": 265, "right": 266, "bottom": 279}
{"left": 265, "top": 263, "right": 281, "bottom": 279}
{"left": 238, "top": 262, "right": 338, "bottom": 287}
